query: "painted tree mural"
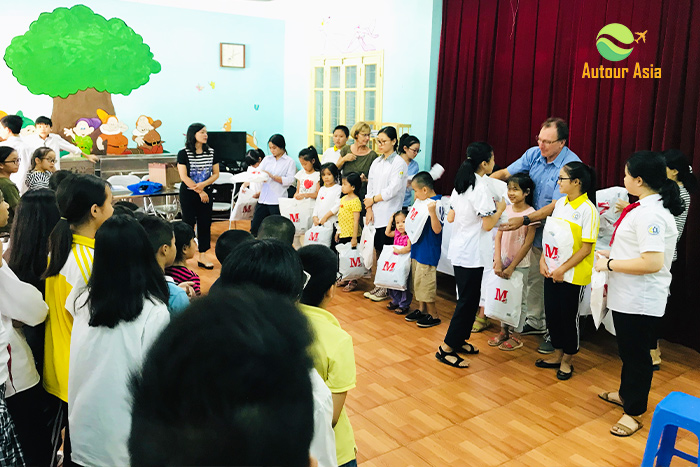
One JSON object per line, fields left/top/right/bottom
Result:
{"left": 3, "top": 5, "right": 160, "bottom": 142}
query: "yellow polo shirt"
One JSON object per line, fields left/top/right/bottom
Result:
{"left": 551, "top": 193, "right": 599, "bottom": 286}
{"left": 44, "top": 234, "right": 94, "bottom": 402}
{"left": 298, "top": 304, "right": 357, "bottom": 465}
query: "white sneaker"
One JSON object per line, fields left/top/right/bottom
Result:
{"left": 364, "top": 286, "right": 380, "bottom": 299}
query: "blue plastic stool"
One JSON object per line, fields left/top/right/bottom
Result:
{"left": 641, "top": 391, "right": 700, "bottom": 467}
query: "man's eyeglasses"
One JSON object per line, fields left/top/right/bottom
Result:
{"left": 536, "top": 137, "right": 562, "bottom": 146}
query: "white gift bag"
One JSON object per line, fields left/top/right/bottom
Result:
{"left": 373, "top": 245, "right": 411, "bottom": 291}
{"left": 484, "top": 270, "right": 524, "bottom": 328}
{"left": 542, "top": 217, "right": 575, "bottom": 283}
{"left": 405, "top": 200, "right": 430, "bottom": 244}
{"left": 305, "top": 224, "right": 333, "bottom": 247}
{"left": 595, "top": 186, "right": 629, "bottom": 248}
{"left": 358, "top": 223, "right": 376, "bottom": 268}
{"left": 590, "top": 269, "right": 608, "bottom": 329}
{"left": 230, "top": 189, "right": 258, "bottom": 222}
{"left": 278, "top": 198, "right": 314, "bottom": 234}
{"left": 337, "top": 243, "right": 369, "bottom": 280}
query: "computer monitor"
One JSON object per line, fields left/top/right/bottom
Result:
{"left": 207, "top": 131, "right": 247, "bottom": 171}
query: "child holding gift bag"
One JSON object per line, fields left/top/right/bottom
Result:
{"left": 335, "top": 172, "right": 363, "bottom": 292}
{"left": 385, "top": 210, "right": 412, "bottom": 314}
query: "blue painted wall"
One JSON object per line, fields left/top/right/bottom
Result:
{"left": 0, "top": 0, "right": 284, "bottom": 155}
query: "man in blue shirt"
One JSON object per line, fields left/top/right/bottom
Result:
{"left": 492, "top": 118, "right": 580, "bottom": 347}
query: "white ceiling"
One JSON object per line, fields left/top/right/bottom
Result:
{"left": 121, "top": 0, "right": 297, "bottom": 20}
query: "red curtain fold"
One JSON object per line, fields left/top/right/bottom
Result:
{"left": 432, "top": 0, "right": 699, "bottom": 351}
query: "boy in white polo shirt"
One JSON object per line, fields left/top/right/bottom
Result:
{"left": 322, "top": 125, "right": 349, "bottom": 166}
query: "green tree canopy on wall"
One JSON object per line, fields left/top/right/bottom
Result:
{"left": 3, "top": 4, "right": 161, "bottom": 143}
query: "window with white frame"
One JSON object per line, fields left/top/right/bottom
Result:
{"left": 309, "top": 51, "right": 384, "bottom": 152}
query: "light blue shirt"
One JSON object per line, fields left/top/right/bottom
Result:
{"left": 507, "top": 146, "right": 581, "bottom": 247}
{"left": 167, "top": 281, "right": 189, "bottom": 316}
{"left": 403, "top": 159, "right": 420, "bottom": 207}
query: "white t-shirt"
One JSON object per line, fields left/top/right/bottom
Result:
{"left": 22, "top": 133, "right": 83, "bottom": 170}
{"left": 322, "top": 147, "right": 341, "bottom": 166}
{"left": 313, "top": 184, "right": 342, "bottom": 226}
{"left": 365, "top": 152, "right": 408, "bottom": 228}
{"left": 607, "top": 194, "right": 678, "bottom": 317}
{"left": 447, "top": 174, "right": 498, "bottom": 268}
{"left": 68, "top": 295, "right": 170, "bottom": 467}
{"left": 244, "top": 165, "right": 265, "bottom": 195}
{"left": 310, "top": 369, "right": 337, "bottom": 467}
{"left": 295, "top": 169, "right": 321, "bottom": 195}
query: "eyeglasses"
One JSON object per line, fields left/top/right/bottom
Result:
{"left": 3, "top": 159, "right": 19, "bottom": 165}
{"left": 409, "top": 147, "right": 421, "bottom": 154}
{"left": 536, "top": 137, "right": 562, "bottom": 146}
{"left": 43, "top": 158, "right": 56, "bottom": 163}
{"left": 557, "top": 176, "right": 572, "bottom": 182}
{"left": 376, "top": 139, "right": 391, "bottom": 145}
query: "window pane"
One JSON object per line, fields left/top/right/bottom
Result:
{"left": 345, "top": 91, "right": 356, "bottom": 129}
{"left": 315, "top": 67, "right": 324, "bottom": 88}
{"left": 314, "top": 134, "right": 323, "bottom": 153}
{"left": 364, "top": 90, "right": 375, "bottom": 121}
{"left": 365, "top": 64, "right": 376, "bottom": 88}
{"left": 330, "top": 91, "right": 340, "bottom": 130}
{"left": 330, "top": 66, "right": 340, "bottom": 88}
{"left": 314, "top": 91, "right": 323, "bottom": 132}
{"left": 345, "top": 66, "right": 357, "bottom": 88}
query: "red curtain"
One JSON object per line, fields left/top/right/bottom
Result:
{"left": 432, "top": 0, "right": 699, "bottom": 351}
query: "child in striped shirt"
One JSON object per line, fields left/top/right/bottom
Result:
{"left": 25, "top": 148, "right": 56, "bottom": 191}
{"left": 165, "top": 221, "right": 201, "bottom": 295}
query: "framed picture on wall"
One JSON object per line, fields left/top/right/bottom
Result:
{"left": 220, "top": 43, "right": 245, "bottom": 68}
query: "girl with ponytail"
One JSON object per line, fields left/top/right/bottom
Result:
{"left": 437, "top": 142, "right": 506, "bottom": 368}
{"left": 42, "top": 173, "right": 112, "bottom": 455}
{"left": 595, "top": 151, "right": 682, "bottom": 437}
{"left": 399, "top": 133, "right": 421, "bottom": 207}
{"left": 662, "top": 149, "right": 695, "bottom": 261}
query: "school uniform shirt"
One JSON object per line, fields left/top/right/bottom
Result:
{"left": 506, "top": 146, "right": 581, "bottom": 248}
{"left": 0, "top": 259, "right": 48, "bottom": 392}
{"left": 166, "top": 276, "right": 189, "bottom": 315}
{"left": 1, "top": 136, "right": 33, "bottom": 194}
{"left": 337, "top": 195, "right": 362, "bottom": 238}
{"left": 550, "top": 193, "right": 599, "bottom": 286}
{"left": 411, "top": 195, "right": 444, "bottom": 267}
{"left": 43, "top": 234, "right": 94, "bottom": 402}
{"left": 403, "top": 159, "right": 420, "bottom": 207}
{"left": 68, "top": 295, "right": 170, "bottom": 467}
{"left": 500, "top": 205, "right": 539, "bottom": 268}
{"left": 607, "top": 194, "right": 677, "bottom": 317}
{"left": 322, "top": 145, "right": 348, "bottom": 166}
{"left": 447, "top": 174, "right": 498, "bottom": 268}
{"left": 295, "top": 169, "right": 321, "bottom": 195}
{"left": 258, "top": 154, "right": 296, "bottom": 205}
{"left": 673, "top": 186, "right": 690, "bottom": 261}
{"left": 299, "top": 304, "right": 357, "bottom": 466}
{"left": 309, "top": 369, "right": 338, "bottom": 467}
{"left": 313, "top": 184, "right": 342, "bottom": 226}
{"left": 22, "top": 133, "right": 83, "bottom": 170}
{"left": 165, "top": 265, "right": 201, "bottom": 296}
{"left": 25, "top": 170, "right": 51, "bottom": 191}
{"left": 365, "top": 152, "right": 408, "bottom": 228}
{"left": 177, "top": 147, "right": 217, "bottom": 184}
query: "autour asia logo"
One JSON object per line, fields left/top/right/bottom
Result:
{"left": 582, "top": 23, "right": 661, "bottom": 79}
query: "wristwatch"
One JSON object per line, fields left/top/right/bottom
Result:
{"left": 522, "top": 215, "right": 531, "bottom": 225}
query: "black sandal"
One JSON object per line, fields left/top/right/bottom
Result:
{"left": 435, "top": 347, "right": 469, "bottom": 368}
{"left": 198, "top": 261, "right": 214, "bottom": 270}
{"left": 457, "top": 342, "right": 479, "bottom": 355}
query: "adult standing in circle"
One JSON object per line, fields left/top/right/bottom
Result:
{"left": 336, "top": 122, "right": 378, "bottom": 201}
{"left": 399, "top": 134, "right": 421, "bottom": 208}
{"left": 177, "top": 123, "right": 219, "bottom": 269}
{"left": 493, "top": 118, "right": 581, "bottom": 352}
{"left": 595, "top": 151, "right": 683, "bottom": 437}
{"left": 364, "top": 126, "right": 408, "bottom": 302}
{"left": 250, "top": 134, "right": 296, "bottom": 237}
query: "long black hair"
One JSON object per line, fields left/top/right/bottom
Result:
{"left": 219, "top": 239, "right": 305, "bottom": 301}
{"left": 43, "top": 174, "right": 110, "bottom": 279}
{"left": 268, "top": 134, "right": 287, "bottom": 153}
{"left": 398, "top": 133, "right": 420, "bottom": 155}
{"left": 320, "top": 162, "right": 339, "bottom": 184}
{"left": 185, "top": 123, "right": 209, "bottom": 153}
{"left": 378, "top": 126, "right": 399, "bottom": 152}
{"left": 663, "top": 149, "right": 698, "bottom": 193}
{"left": 343, "top": 172, "right": 362, "bottom": 195}
{"left": 31, "top": 147, "right": 54, "bottom": 170}
{"left": 454, "top": 142, "right": 494, "bottom": 194}
{"left": 298, "top": 245, "right": 337, "bottom": 307}
{"left": 85, "top": 215, "right": 168, "bottom": 328}
{"left": 299, "top": 146, "right": 321, "bottom": 171}
{"left": 172, "top": 221, "right": 196, "bottom": 262}
{"left": 245, "top": 148, "right": 265, "bottom": 167}
{"left": 562, "top": 162, "right": 597, "bottom": 204}
{"left": 507, "top": 172, "right": 535, "bottom": 207}
{"left": 8, "top": 189, "right": 60, "bottom": 293}
{"left": 627, "top": 151, "right": 685, "bottom": 216}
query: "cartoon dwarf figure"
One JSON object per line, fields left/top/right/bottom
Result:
{"left": 96, "top": 109, "right": 129, "bottom": 155}
{"left": 17, "top": 111, "right": 35, "bottom": 137}
{"left": 64, "top": 117, "right": 101, "bottom": 155}
{"left": 133, "top": 115, "right": 163, "bottom": 154}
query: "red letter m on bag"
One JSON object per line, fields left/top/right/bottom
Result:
{"left": 495, "top": 288, "right": 508, "bottom": 303}
{"left": 545, "top": 244, "right": 559, "bottom": 260}
{"left": 410, "top": 208, "right": 418, "bottom": 220}
{"left": 350, "top": 257, "right": 361, "bottom": 268}
{"left": 308, "top": 232, "right": 319, "bottom": 242}
{"left": 243, "top": 205, "right": 251, "bottom": 213}
{"left": 382, "top": 261, "right": 396, "bottom": 272}
{"left": 289, "top": 213, "right": 299, "bottom": 223}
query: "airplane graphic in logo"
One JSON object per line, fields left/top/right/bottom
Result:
{"left": 634, "top": 30, "right": 647, "bottom": 43}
